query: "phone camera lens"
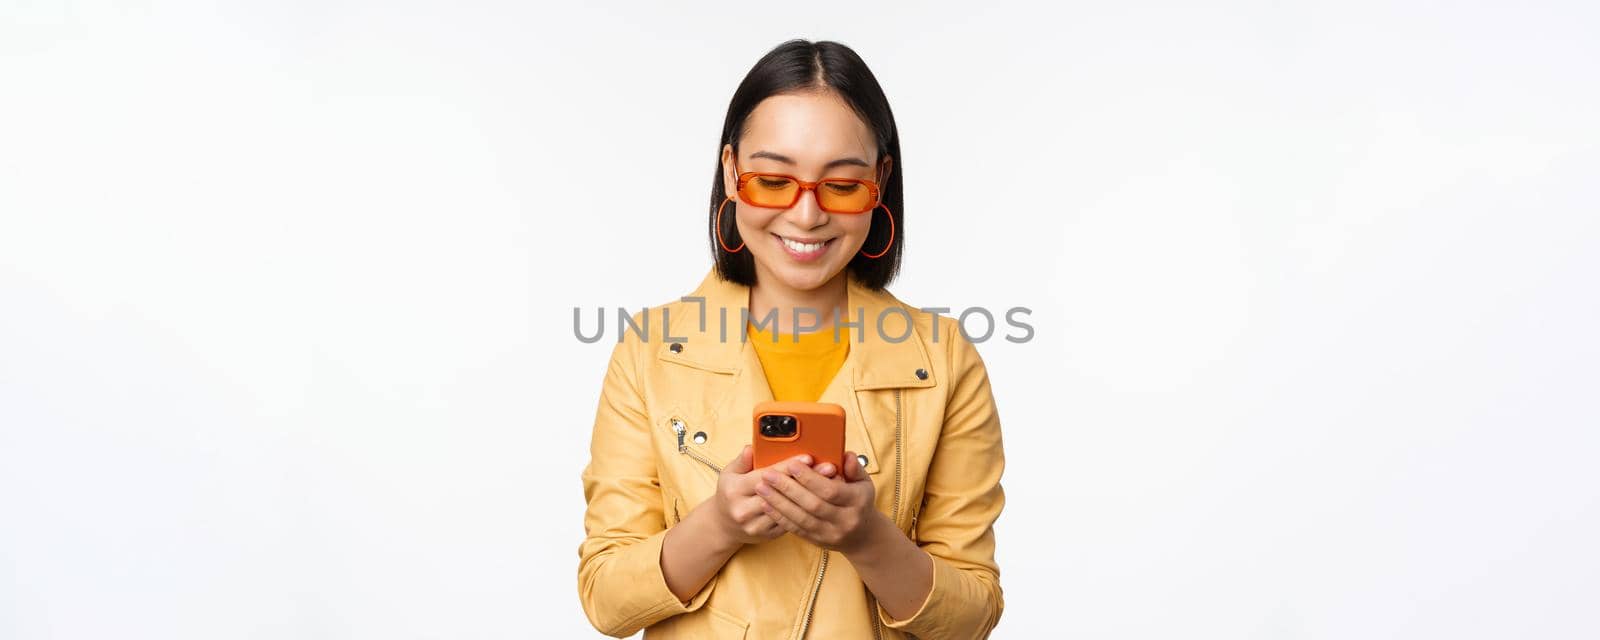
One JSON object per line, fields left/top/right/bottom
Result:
{"left": 759, "top": 414, "right": 797, "bottom": 438}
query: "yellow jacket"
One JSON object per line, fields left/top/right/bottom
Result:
{"left": 578, "top": 269, "right": 1006, "bottom": 639}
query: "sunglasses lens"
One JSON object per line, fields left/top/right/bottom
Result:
{"left": 741, "top": 175, "right": 799, "bottom": 207}
{"left": 817, "top": 180, "right": 876, "bottom": 213}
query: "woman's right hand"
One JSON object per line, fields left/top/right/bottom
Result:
{"left": 706, "top": 445, "right": 804, "bottom": 547}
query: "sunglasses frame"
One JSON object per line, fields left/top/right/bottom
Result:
{"left": 731, "top": 161, "right": 883, "bottom": 214}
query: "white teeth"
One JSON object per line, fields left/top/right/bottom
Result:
{"left": 781, "top": 237, "right": 825, "bottom": 253}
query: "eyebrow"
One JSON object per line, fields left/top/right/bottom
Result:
{"left": 748, "top": 150, "right": 871, "bottom": 171}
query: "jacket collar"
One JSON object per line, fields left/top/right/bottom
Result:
{"left": 656, "top": 268, "right": 935, "bottom": 391}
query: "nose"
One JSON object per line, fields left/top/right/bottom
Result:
{"left": 787, "top": 187, "right": 829, "bottom": 229}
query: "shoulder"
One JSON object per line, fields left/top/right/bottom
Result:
{"left": 600, "top": 285, "right": 708, "bottom": 367}
{"left": 609, "top": 301, "right": 695, "bottom": 356}
{"left": 605, "top": 271, "right": 746, "bottom": 378}
{"left": 861, "top": 287, "right": 991, "bottom": 401}
{"left": 870, "top": 287, "right": 975, "bottom": 357}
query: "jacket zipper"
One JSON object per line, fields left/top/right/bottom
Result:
{"left": 796, "top": 550, "right": 829, "bottom": 638}
{"left": 870, "top": 385, "right": 908, "bottom": 640}
{"left": 806, "top": 389, "right": 905, "bottom": 640}
{"left": 671, "top": 418, "right": 722, "bottom": 473}
{"left": 870, "top": 388, "right": 906, "bottom": 640}
{"left": 891, "top": 389, "right": 904, "bottom": 528}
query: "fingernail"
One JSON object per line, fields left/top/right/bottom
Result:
{"left": 817, "top": 464, "right": 836, "bottom": 476}
{"left": 755, "top": 483, "right": 770, "bottom": 495}
{"left": 763, "top": 472, "right": 781, "bottom": 484}
{"left": 799, "top": 455, "right": 813, "bottom": 465}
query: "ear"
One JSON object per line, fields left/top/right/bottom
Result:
{"left": 878, "top": 154, "right": 894, "bottom": 185}
{"left": 721, "top": 144, "right": 739, "bottom": 198}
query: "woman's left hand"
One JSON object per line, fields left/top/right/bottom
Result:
{"left": 755, "top": 450, "right": 883, "bottom": 553}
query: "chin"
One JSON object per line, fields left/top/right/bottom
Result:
{"left": 771, "top": 263, "right": 843, "bottom": 292}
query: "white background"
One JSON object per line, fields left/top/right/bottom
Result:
{"left": 3, "top": 1, "right": 1597, "bottom": 638}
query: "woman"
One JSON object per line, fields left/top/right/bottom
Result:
{"left": 578, "top": 39, "right": 1006, "bottom": 639}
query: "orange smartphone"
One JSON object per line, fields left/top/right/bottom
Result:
{"left": 752, "top": 401, "right": 845, "bottom": 471}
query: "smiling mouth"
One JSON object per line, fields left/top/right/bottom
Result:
{"left": 773, "top": 233, "right": 833, "bottom": 261}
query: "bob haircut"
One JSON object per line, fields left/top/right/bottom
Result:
{"left": 709, "top": 39, "right": 904, "bottom": 290}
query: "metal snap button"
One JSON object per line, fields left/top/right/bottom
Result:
{"left": 857, "top": 454, "right": 869, "bottom": 468}
{"left": 692, "top": 431, "right": 707, "bottom": 444}
{"left": 670, "top": 343, "right": 683, "bottom": 353}
{"left": 914, "top": 368, "right": 928, "bottom": 380}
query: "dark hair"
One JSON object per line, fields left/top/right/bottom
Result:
{"left": 709, "top": 39, "right": 904, "bottom": 290}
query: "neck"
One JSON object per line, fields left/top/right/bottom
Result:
{"left": 748, "top": 271, "right": 848, "bottom": 334}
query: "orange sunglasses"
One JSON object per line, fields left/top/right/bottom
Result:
{"left": 731, "top": 161, "right": 883, "bottom": 214}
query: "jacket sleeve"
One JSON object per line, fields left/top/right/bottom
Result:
{"left": 577, "top": 331, "right": 717, "bottom": 637}
{"left": 878, "top": 323, "right": 1006, "bottom": 639}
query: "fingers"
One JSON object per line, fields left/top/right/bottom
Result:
{"left": 756, "top": 482, "right": 817, "bottom": 532}
{"left": 732, "top": 497, "right": 786, "bottom": 538}
{"left": 808, "top": 452, "right": 867, "bottom": 481}
{"left": 761, "top": 468, "right": 833, "bottom": 516}
{"left": 725, "top": 445, "right": 754, "bottom": 474}
{"left": 757, "top": 515, "right": 787, "bottom": 538}
{"left": 728, "top": 495, "right": 765, "bottom": 523}
{"left": 732, "top": 452, "right": 811, "bottom": 495}
{"left": 756, "top": 453, "right": 812, "bottom": 472}
{"left": 745, "top": 509, "right": 782, "bottom": 536}
{"left": 784, "top": 460, "right": 848, "bottom": 506}
{"left": 842, "top": 450, "right": 868, "bottom": 482}
{"left": 761, "top": 501, "right": 799, "bottom": 534}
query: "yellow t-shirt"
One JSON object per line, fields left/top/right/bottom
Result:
{"left": 746, "top": 322, "right": 851, "bottom": 402}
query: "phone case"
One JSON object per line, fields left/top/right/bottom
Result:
{"left": 751, "top": 401, "right": 846, "bottom": 471}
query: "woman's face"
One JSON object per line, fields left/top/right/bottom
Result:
{"left": 721, "top": 91, "right": 892, "bottom": 293}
